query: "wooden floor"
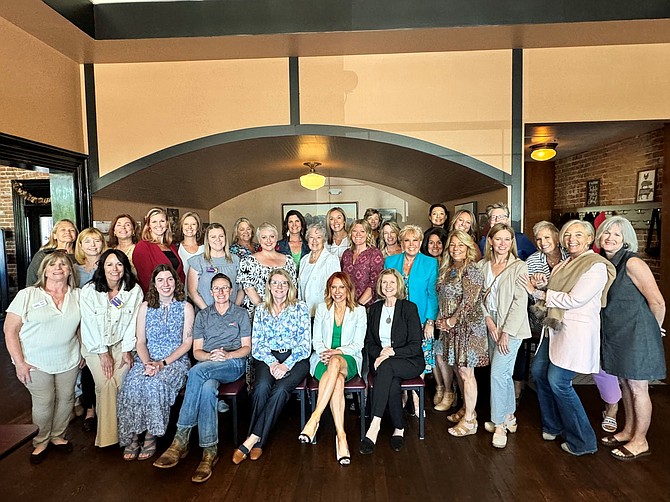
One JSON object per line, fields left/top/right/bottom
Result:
{"left": 1, "top": 335, "right": 668, "bottom": 502}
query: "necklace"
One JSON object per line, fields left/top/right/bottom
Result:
{"left": 383, "top": 304, "right": 394, "bottom": 324}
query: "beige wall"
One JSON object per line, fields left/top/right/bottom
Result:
{"left": 94, "top": 58, "right": 290, "bottom": 175}
{"left": 0, "top": 17, "right": 84, "bottom": 152}
{"left": 91, "top": 198, "right": 208, "bottom": 230}
{"left": 300, "top": 51, "right": 513, "bottom": 173}
{"left": 445, "top": 186, "right": 509, "bottom": 235}
{"left": 209, "top": 177, "right": 431, "bottom": 236}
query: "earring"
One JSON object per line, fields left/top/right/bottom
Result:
{"left": 623, "top": 243, "right": 629, "bottom": 249}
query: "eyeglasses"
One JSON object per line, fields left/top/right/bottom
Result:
{"left": 490, "top": 214, "right": 509, "bottom": 221}
{"left": 211, "top": 286, "right": 231, "bottom": 292}
{"left": 269, "top": 280, "right": 289, "bottom": 288}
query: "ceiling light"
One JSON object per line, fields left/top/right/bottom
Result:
{"left": 300, "top": 161, "right": 325, "bottom": 190}
{"left": 530, "top": 142, "right": 558, "bottom": 161}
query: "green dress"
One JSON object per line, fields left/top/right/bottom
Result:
{"left": 314, "top": 319, "right": 358, "bottom": 381}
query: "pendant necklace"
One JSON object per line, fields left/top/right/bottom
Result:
{"left": 384, "top": 305, "right": 393, "bottom": 324}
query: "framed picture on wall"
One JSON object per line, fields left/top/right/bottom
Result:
{"left": 585, "top": 179, "right": 600, "bottom": 206}
{"left": 282, "top": 202, "right": 358, "bottom": 228}
{"left": 454, "top": 201, "right": 478, "bottom": 215}
{"left": 378, "top": 208, "right": 398, "bottom": 223}
{"left": 636, "top": 169, "right": 656, "bottom": 202}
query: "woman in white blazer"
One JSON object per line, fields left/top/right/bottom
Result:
{"left": 298, "top": 271, "right": 366, "bottom": 466}
{"left": 298, "top": 223, "right": 341, "bottom": 317}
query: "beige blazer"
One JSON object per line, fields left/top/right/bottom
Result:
{"left": 480, "top": 255, "right": 531, "bottom": 340}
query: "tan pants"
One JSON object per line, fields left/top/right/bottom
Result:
{"left": 83, "top": 341, "right": 130, "bottom": 447}
{"left": 25, "top": 366, "right": 79, "bottom": 448}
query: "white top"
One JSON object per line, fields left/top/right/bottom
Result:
{"left": 484, "top": 265, "right": 499, "bottom": 315}
{"left": 378, "top": 304, "right": 394, "bottom": 348}
{"left": 298, "top": 251, "right": 341, "bottom": 317}
{"left": 325, "top": 237, "right": 350, "bottom": 259}
{"left": 7, "top": 286, "right": 81, "bottom": 374}
{"left": 178, "top": 244, "right": 204, "bottom": 295}
{"left": 80, "top": 282, "right": 144, "bottom": 354}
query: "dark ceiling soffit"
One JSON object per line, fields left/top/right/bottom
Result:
{"left": 42, "top": 0, "right": 95, "bottom": 38}
{"left": 90, "top": 124, "right": 507, "bottom": 192}
{"left": 42, "top": 0, "right": 670, "bottom": 40}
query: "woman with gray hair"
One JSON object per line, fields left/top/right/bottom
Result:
{"left": 237, "top": 222, "right": 297, "bottom": 316}
{"left": 597, "top": 216, "right": 665, "bottom": 461}
{"left": 298, "top": 223, "right": 341, "bottom": 317}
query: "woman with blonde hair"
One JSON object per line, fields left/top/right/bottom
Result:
{"left": 176, "top": 211, "right": 204, "bottom": 286}
{"left": 325, "top": 207, "right": 350, "bottom": 259}
{"left": 379, "top": 220, "right": 402, "bottom": 258}
{"left": 26, "top": 219, "right": 78, "bottom": 285}
{"left": 435, "top": 230, "right": 488, "bottom": 437}
{"left": 133, "top": 207, "right": 184, "bottom": 293}
{"left": 340, "top": 219, "right": 384, "bottom": 307}
{"left": 229, "top": 217, "right": 260, "bottom": 258}
{"left": 73, "top": 227, "right": 108, "bottom": 286}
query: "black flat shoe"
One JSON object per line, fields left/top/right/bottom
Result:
{"left": 82, "top": 417, "right": 96, "bottom": 432}
{"left": 359, "top": 437, "right": 376, "bottom": 455}
{"left": 390, "top": 435, "right": 404, "bottom": 452}
{"left": 30, "top": 446, "right": 49, "bottom": 465}
{"left": 51, "top": 441, "right": 73, "bottom": 453}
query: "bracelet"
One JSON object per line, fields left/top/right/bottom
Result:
{"left": 425, "top": 320, "right": 434, "bottom": 326}
{"left": 531, "top": 289, "right": 546, "bottom": 300}
{"left": 446, "top": 318, "right": 456, "bottom": 328}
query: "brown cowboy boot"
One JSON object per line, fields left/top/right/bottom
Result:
{"left": 191, "top": 446, "right": 219, "bottom": 483}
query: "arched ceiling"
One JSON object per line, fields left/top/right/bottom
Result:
{"left": 93, "top": 134, "right": 506, "bottom": 209}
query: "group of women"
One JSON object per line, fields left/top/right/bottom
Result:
{"left": 3, "top": 202, "right": 665, "bottom": 481}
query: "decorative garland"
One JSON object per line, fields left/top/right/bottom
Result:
{"left": 12, "top": 182, "right": 51, "bottom": 205}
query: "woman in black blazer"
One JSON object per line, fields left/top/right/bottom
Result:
{"left": 359, "top": 269, "right": 424, "bottom": 454}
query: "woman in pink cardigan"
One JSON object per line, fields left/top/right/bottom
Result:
{"left": 519, "top": 220, "right": 615, "bottom": 456}
{"left": 133, "top": 208, "right": 185, "bottom": 293}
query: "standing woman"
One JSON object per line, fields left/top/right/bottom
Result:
{"left": 74, "top": 228, "right": 108, "bottom": 286}
{"left": 340, "top": 219, "right": 384, "bottom": 307}
{"left": 299, "top": 272, "right": 366, "bottom": 464}
{"left": 421, "top": 227, "right": 449, "bottom": 261}
{"left": 237, "top": 222, "right": 297, "bottom": 316}
{"left": 276, "top": 210, "right": 310, "bottom": 272}
{"left": 133, "top": 207, "right": 185, "bottom": 294}
{"left": 117, "top": 265, "right": 194, "bottom": 461}
{"left": 450, "top": 209, "right": 481, "bottom": 260}
{"left": 229, "top": 217, "right": 260, "bottom": 259}
{"left": 26, "top": 219, "right": 78, "bottom": 285}
{"left": 429, "top": 203, "right": 449, "bottom": 229}
{"left": 379, "top": 221, "right": 402, "bottom": 258}
{"left": 480, "top": 223, "right": 531, "bottom": 448}
{"left": 188, "top": 223, "right": 242, "bottom": 310}
{"left": 108, "top": 214, "right": 139, "bottom": 273}
{"left": 4, "top": 251, "right": 81, "bottom": 463}
{"left": 519, "top": 220, "right": 615, "bottom": 456}
{"left": 597, "top": 216, "right": 665, "bottom": 461}
{"left": 233, "top": 269, "right": 310, "bottom": 464}
{"left": 364, "top": 208, "right": 382, "bottom": 244}
{"left": 435, "top": 231, "right": 488, "bottom": 436}
{"left": 298, "top": 223, "right": 341, "bottom": 317}
{"left": 177, "top": 212, "right": 204, "bottom": 287}
{"left": 359, "top": 269, "right": 424, "bottom": 454}
{"left": 80, "top": 249, "right": 144, "bottom": 448}
{"left": 325, "top": 207, "right": 350, "bottom": 259}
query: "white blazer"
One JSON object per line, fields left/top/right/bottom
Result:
{"left": 298, "top": 251, "right": 341, "bottom": 317}
{"left": 309, "top": 302, "right": 367, "bottom": 376}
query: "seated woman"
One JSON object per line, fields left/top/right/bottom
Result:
{"left": 232, "top": 269, "right": 310, "bottom": 464}
{"left": 80, "top": 249, "right": 143, "bottom": 448}
{"left": 298, "top": 223, "right": 341, "bottom": 317}
{"left": 298, "top": 272, "right": 366, "bottom": 465}
{"left": 360, "top": 269, "right": 424, "bottom": 454}
{"left": 154, "top": 273, "right": 251, "bottom": 482}
{"left": 117, "top": 265, "right": 194, "bottom": 461}
{"left": 4, "top": 251, "right": 81, "bottom": 464}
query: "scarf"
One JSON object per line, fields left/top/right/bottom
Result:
{"left": 530, "top": 250, "right": 616, "bottom": 331}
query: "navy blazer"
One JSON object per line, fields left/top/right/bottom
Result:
{"left": 276, "top": 239, "right": 310, "bottom": 263}
{"left": 365, "top": 299, "right": 424, "bottom": 368}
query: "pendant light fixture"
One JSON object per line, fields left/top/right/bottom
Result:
{"left": 529, "top": 142, "right": 558, "bottom": 161}
{"left": 300, "top": 161, "right": 326, "bottom": 190}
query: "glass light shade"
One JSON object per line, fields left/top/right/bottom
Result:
{"left": 530, "top": 143, "right": 557, "bottom": 161}
{"left": 300, "top": 171, "right": 326, "bottom": 190}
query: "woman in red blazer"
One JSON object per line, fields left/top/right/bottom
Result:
{"left": 133, "top": 207, "right": 185, "bottom": 293}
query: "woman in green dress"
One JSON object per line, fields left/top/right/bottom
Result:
{"left": 298, "top": 271, "right": 367, "bottom": 465}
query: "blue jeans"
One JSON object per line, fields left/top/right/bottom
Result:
{"left": 531, "top": 339, "right": 597, "bottom": 455}
{"left": 177, "top": 359, "right": 246, "bottom": 447}
{"left": 489, "top": 335, "right": 523, "bottom": 425}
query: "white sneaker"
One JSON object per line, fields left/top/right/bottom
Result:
{"left": 217, "top": 400, "right": 230, "bottom": 413}
{"left": 542, "top": 431, "right": 558, "bottom": 441}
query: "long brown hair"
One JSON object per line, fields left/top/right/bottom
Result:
{"left": 108, "top": 214, "right": 139, "bottom": 247}
{"left": 324, "top": 272, "right": 357, "bottom": 311}
{"left": 145, "top": 264, "right": 185, "bottom": 308}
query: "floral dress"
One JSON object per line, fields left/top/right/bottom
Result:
{"left": 438, "top": 263, "right": 489, "bottom": 368}
{"left": 116, "top": 301, "right": 190, "bottom": 446}
{"left": 237, "top": 254, "right": 297, "bottom": 316}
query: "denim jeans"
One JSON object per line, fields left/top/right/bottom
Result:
{"left": 531, "top": 339, "right": 597, "bottom": 455}
{"left": 489, "top": 335, "right": 523, "bottom": 425}
{"left": 177, "top": 358, "right": 246, "bottom": 447}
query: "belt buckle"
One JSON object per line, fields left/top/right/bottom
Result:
{"left": 275, "top": 348, "right": 289, "bottom": 354}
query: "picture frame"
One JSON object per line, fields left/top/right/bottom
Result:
{"left": 636, "top": 169, "right": 656, "bottom": 203}
{"left": 454, "top": 201, "right": 478, "bottom": 216}
{"left": 378, "top": 208, "right": 398, "bottom": 223}
{"left": 585, "top": 179, "right": 600, "bottom": 206}
{"left": 282, "top": 202, "right": 358, "bottom": 228}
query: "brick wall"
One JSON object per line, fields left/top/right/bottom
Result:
{"left": 554, "top": 128, "right": 664, "bottom": 278}
{"left": 0, "top": 166, "right": 50, "bottom": 295}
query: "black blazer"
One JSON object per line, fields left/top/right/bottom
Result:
{"left": 365, "top": 299, "right": 424, "bottom": 367}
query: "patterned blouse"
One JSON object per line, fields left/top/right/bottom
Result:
{"left": 340, "top": 246, "right": 384, "bottom": 306}
{"left": 237, "top": 254, "right": 297, "bottom": 315}
{"left": 252, "top": 301, "right": 311, "bottom": 370}
{"left": 229, "top": 242, "right": 261, "bottom": 259}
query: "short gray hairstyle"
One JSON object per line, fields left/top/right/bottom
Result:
{"left": 486, "top": 202, "right": 510, "bottom": 219}
{"left": 559, "top": 219, "right": 595, "bottom": 247}
{"left": 532, "top": 221, "right": 559, "bottom": 240}
{"left": 256, "top": 222, "right": 279, "bottom": 241}
{"left": 595, "top": 216, "right": 638, "bottom": 253}
{"left": 306, "top": 222, "right": 327, "bottom": 239}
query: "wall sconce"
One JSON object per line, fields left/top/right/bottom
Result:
{"left": 300, "top": 161, "right": 325, "bottom": 190}
{"left": 530, "top": 142, "right": 558, "bottom": 161}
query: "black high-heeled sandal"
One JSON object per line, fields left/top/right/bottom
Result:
{"left": 336, "top": 436, "right": 350, "bottom": 465}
